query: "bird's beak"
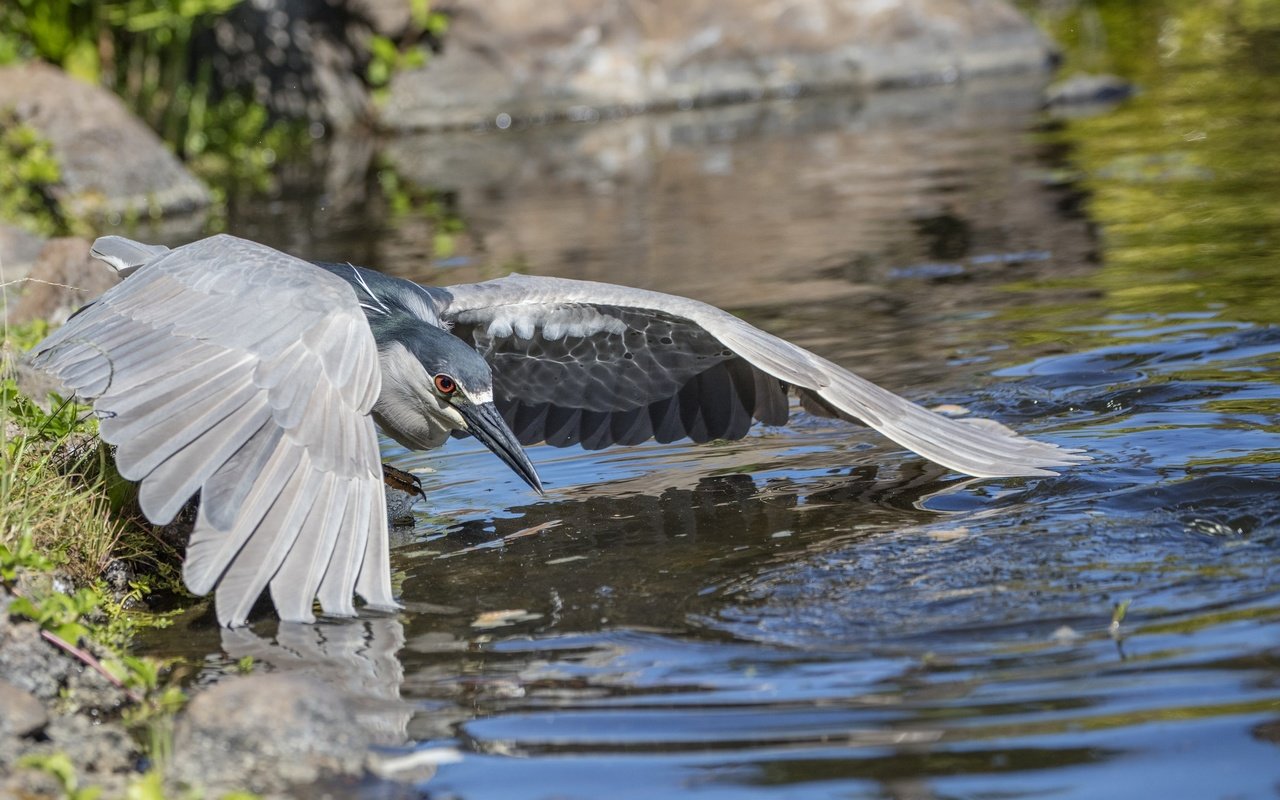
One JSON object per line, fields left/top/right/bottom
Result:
{"left": 459, "top": 401, "right": 543, "bottom": 494}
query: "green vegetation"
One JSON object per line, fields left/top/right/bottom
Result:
{"left": 1, "top": 321, "right": 200, "bottom": 795}
{"left": 1015, "top": 0, "right": 1280, "bottom": 326}
{"left": 368, "top": 0, "right": 447, "bottom": 100}
{"left": 17, "top": 752, "right": 105, "bottom": 800}
{"left": 0, "top": 0, "right": 308, "bottom": 230}
{"left": 0, "top": 0, "right": 243, "bottom": 156}
{"left": 0, "top": 113, "right": 80, "bottom": 236}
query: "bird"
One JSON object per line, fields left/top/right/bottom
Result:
{"left": 30, "top": 234, "right": 1086, "bottom": 626}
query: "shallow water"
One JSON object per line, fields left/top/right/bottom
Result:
{"left": 142, "top": 18, "right": 1280, "bottom": 798}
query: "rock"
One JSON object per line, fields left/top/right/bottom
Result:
{"left": 0, "top": 613, "right": 129, "bottom": 716}
{"left": 38, "top": 713, "right": 138, "bottom": 776}
{"left": 0, "top": 617, "right": 71, "bottom": 701}
{"left": 0, "top": 62, "right": 209, "bottom": 221}
{"left": 0, "top": 222, "right": 45, "bottom": 283}
{"left": 7, "top": 237, "right": 117, "bottom": 327}
{"left": 1044, "top": 73, "right": 1135, "bottom": 107}
{"left": 0, "top": 587, "right": 138, "bottom": 797}
{"left": 380, "top": 0, "right": 1053, "bottom": 130}
{"left": 0, "top": 764, "right": 63, "bottom": 799}
{"left": 0, "top": 679, "right": 48, "bottom": 737}
{"left": 0, "top": 713, "right": 140, "bottom": 799}
{"left": 349, "top": 0, "right": 414, "bottom": 37}
{"left": 169, "top": 673, "right": 372, "bottom": 795}
{"left": 194, "top": 0, "right": 376, "bottom": 132}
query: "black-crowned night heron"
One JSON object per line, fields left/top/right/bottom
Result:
{"left": 31, "top": 235, "right": 1086, "bottom": 626}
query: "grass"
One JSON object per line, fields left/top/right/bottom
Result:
{"left": 0, "top": 321, "right": 217, "bottom": 796}
{"left": 1, "top": 362, "right": 136, "bottom": 592}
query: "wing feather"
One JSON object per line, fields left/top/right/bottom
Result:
{"left": 268, "top": 472, "right": 342, "bottom": 623}
{"left": 315, "top": 482, "right": 366, "bottom": 618}
{"left": 213, "top": 448, "right": 320, "bottom": 627}
{"left": 30, "top": 234, "right": 394, "bottom": 625}
{"left": 436, "top": 273, "right": 1086, "bottom": 478}
{"left": 136, "top": 393, "right": 273, "bottom": 523}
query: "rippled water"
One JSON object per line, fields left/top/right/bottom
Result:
{"left": 142, "top": 21, "right": 1280, "bottom": 798}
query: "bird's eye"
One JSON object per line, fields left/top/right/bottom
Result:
{"left": 434, "top": 374, "right": 457, "bottom": 395}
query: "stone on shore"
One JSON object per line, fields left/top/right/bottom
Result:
{"left": 168, "top": 672, "right": 373, "bottom": 795}
{"left": 380, "top": 0, "right": 1053, "bottom": 130}
{"left": 0, "top": 62, "right": 209, "bottom": 221}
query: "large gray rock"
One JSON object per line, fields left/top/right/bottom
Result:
{"left": 169, "top": 673, "right": 372, "bottom": 795}
{"left": 0, "top": 62, "right": 209, "bottom": 220}
{"left": 381, "top": 0, "right": 1052, "bottom": 130}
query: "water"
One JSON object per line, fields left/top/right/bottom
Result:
{"left": 142, "top": 14, "right": 1280, "bottom": 797}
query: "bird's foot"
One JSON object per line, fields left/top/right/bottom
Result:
{"left": 382, "top": 463, "right": 424, "bottom": 497}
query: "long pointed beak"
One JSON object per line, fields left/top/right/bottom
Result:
{"left": 459, "top": 401, "right": 543, "bottom": 494}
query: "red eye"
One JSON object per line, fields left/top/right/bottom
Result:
{"left": 434, "top": 374, "right": 457, "bottom": 394}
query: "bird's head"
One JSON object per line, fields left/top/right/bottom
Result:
{"left": 376, "top": 321, "right": 542, "bottom": 494}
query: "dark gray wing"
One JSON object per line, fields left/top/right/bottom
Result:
{"left": 435, "top": 273, "right": 1087, "bottom": 478}
{"left": 30, "top": 234, "right": 396, "bottom": 626}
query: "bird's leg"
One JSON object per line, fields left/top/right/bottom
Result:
{"left": 382, "top": 463, "right": 424, "bottom": 497}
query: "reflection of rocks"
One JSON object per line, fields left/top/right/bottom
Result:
{"left": 0, "top": 62, "right": 209, "bottom": 221}
{"left": 219, "top": 617, "right": 413, "bottom": 745}
{"left": 382, "top": 0, "right": 1051, "bottom": 130}
{"left": 1044, "top": 73, "right": 1135, "bottom": 119}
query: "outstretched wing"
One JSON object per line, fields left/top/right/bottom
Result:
{"left": 433, "top": 273, "right": 1086, "bottom": 478}
{"left": 30, "top": 234, "right": 396, "bottom": 626}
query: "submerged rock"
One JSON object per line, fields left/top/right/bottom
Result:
{"left": 1044, "top": 73, "right": 1135, "bottom": 107}
{"left": 0, "top": 62, "right": 209, "bottom": 221}
{"left": 381, "top": 0, "right": 1053, "bottom": 130}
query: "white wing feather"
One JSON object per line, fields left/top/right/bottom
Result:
{"left": 31, "top": 234, "right": 395, "bottom": 626}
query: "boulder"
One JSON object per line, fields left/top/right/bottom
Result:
{"left": 168, "top": 672, "right": 372, "bottom": 795}
{"left": 380, "top": 0, "right": 1053, "bottom": 130}
{"left": 0, "top": 62, "right": 209, "bottom": 221}
{"left": 194, "top": 0, "right": 376, "bottom": 132}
